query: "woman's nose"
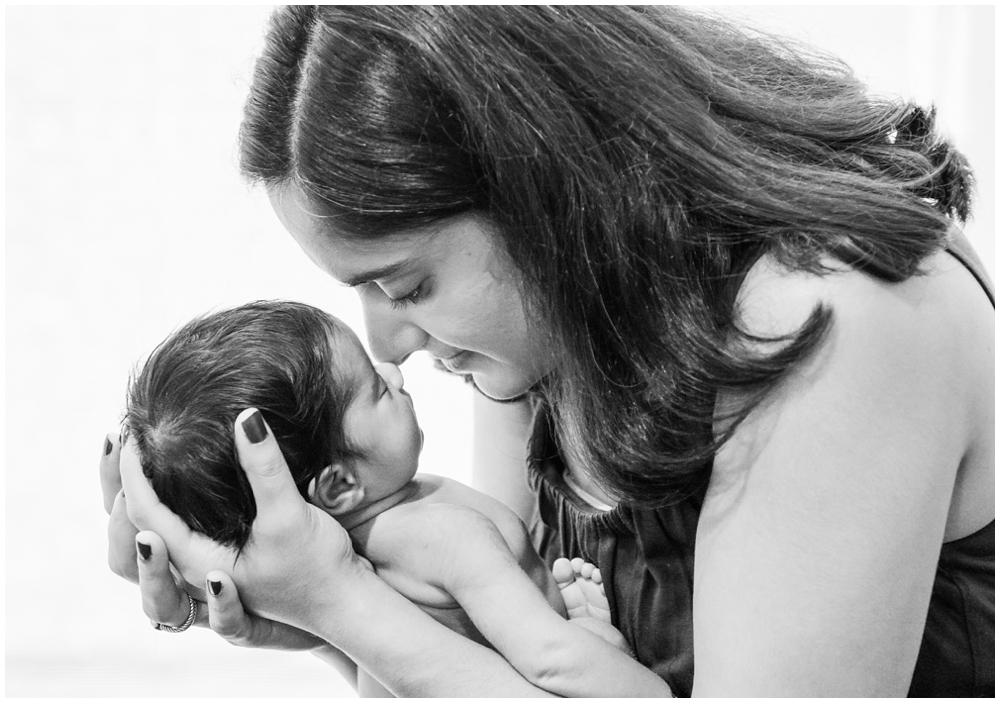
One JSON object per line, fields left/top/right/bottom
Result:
{"left": 374, "top": 362, "right": 405, "bottom": 390}
{"left": 362, "top": 298, "right": 427, "bottom": 365}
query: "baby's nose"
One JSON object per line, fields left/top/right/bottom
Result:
{"left": 374, "top": 362, "right": 405, "bottom": 390}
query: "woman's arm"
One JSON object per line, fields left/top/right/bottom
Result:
{"left": 120, "top": 408, "right": 555, "bottom": 697}
{"left": 693, "top": 255, "right": 991, "bottom": 696}
{"left": 471, "top": 392, "right": 536, "bottom": 522}
{"left": 397, "top": 503, "right": 673, "bottom": 697}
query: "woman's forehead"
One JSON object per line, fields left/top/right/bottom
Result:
{"left": 268, "top": 182, "right": 445, "bottom": 282}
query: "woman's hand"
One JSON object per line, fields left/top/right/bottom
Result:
{"left": 137, "top": 531, "right": 330, "bottom": 651}
{"left": 119, "top": 408, "right": 369, "bottom": 634}
{"left": 100, "top": 426, "right": 343, "bottom": 653}
{"left": 107, "top": 410, "right": 558, "bottom": 696}
{"left": 102, "top": 433, "right": 141, "bottom": 584}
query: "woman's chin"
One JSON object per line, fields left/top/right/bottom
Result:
{"left": 470, "top": 372, "right": 534, "bottom": 402}
{"left": 432, "top": 357, "right": 539, "bottom": 401}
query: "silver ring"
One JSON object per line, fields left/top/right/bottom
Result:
{"left": 153, "top": 594, "right": 198, "bottom": 633}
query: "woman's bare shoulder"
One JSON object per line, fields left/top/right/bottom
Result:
{"left": 735, "top": 249, "right": 991, "bottom": 343}
{"left": 691, "top": 248, "right": 993, "bottom": 694}
{"left": 721, "top": 248, "right": 993, "bottom": 514}
{"left": 730, "top": 249, "right": 993, "bottom": 479}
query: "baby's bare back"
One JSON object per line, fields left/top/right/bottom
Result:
{"left": 347, "top": 474, "right": 566, "bottom": 642}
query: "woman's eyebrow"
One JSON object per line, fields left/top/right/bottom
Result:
{"left": 343, "top": 260, "right": 408, "bottom": 288}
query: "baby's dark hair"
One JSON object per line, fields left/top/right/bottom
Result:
{"left": 124, "top": 300, "right": 361, "bottom": 550}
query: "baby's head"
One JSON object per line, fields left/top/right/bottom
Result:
{"left": 123, "top": 300, "right": 423, "bottom": 549}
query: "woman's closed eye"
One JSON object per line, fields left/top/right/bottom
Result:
{"left": 388, "top": 283, "right": 424, "bottom": 310}
{"left": 347, "top": 279, "right": 423, "bottom": 310}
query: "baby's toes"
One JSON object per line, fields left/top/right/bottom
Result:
{"left": 552, "top": 557, "right": 575, "bottom": 587}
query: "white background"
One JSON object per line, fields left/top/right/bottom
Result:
{"left": 5, "top": 6, "right": 993, "bottom": 698}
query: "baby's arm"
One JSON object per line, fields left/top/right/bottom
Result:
{"left": 410, "top": 505, "right": 673, "bottom": 698}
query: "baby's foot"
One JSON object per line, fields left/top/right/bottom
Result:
{"left": 552, "top": 557, "right": 612, "bottom": 624}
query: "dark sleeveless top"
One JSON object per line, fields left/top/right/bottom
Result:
{"left": 526, "top": 233, "right": 994, "bottom": 697}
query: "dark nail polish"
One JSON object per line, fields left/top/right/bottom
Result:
{"left": 136, "top": 540, "right": 152, "bottom": 561}
{"left": 207, "top": 579, "right": 223, "bottom": 597}
{"left": 104, "top": 437, "right": 113, "bottom": 456}
{"left": 242, "top": 410, "right": 267, "bottom": 444}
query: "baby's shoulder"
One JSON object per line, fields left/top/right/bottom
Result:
{"left": 382, "top": 496, "right": 495, "bottom": 532}
{"left": 366, "top": 499, "right": 511, "bottom": 593}
{"left": 371, "top": 492, "right": 506, "bottom": 557}
{"left": 413, "top": 473, "right": 534, "bottom": 549}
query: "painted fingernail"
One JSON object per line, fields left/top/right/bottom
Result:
{"left": 136, "top": 540, "right": 152, "bottom": 561}
{"left": 207, "top": 579, "right": 223, "bottom": 597}
{"left": 104, "top": 436, "right": 113, "bottom": 456}
{"left": 242, "top": 410, "right": 267, "bottom": 444}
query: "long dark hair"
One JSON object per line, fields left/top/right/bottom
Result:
{"left": 125, "top": 301, "right": 360, "bottom": 549}
{"left": 239, "top": 6, "right": 973, "bottom": 506}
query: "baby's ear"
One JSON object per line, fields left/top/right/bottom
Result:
{"left": 308, "top": 463, "right": 366, "bottom": 515}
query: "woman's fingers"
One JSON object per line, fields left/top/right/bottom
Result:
{"left": 108, "top": 488, "right": 140, "bottom": 582}
{"left": 120, "top": 439, "right": 193, "bottom": 546}
{"left": 204, "top": 570, "right": 327, "bottom": 651}
{"left": 234, "top": 408, "right": 307, "bottom": 531}
{"left": 99, "top": 432, "right": 123, "bottom": 515}
{"left": 120, "top": 438, "right": 228, "bottom": 584}
{"left": 203, "top": 571, "right": 255, "bottom": 644}
{"left": 135, "top": 531, "right": 207, "bottom": 628}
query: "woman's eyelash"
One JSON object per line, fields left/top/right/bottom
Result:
{"left": 388, "top": 285, "right": 423, "bottom": 310}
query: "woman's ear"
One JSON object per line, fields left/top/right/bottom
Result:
{"left": 307, "top": 463, "right": 366, "bottom": 515}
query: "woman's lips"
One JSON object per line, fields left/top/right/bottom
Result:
{"left": 439, "top": 351, "right": 469, "bottom": 373}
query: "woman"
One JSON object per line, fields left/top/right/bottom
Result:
{"left": 103, "top": 6, "right": 993, "bottom": 696}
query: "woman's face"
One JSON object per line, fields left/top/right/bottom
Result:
{"left": 270, "top": 184, "right": 554, "bottom": 400}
